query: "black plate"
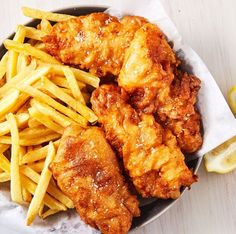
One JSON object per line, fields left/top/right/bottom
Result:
{"left": 0, "top": 6, "right": 202, "bottom": 231}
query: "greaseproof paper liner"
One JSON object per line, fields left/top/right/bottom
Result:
{"left": 1, "top": 0, "right": 236, "bottom": 233}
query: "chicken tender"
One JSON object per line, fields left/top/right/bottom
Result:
{"left": 91, "top": 84, "right": 197, "bottom": 199}
{"left": 43, "top": 13, "right": 147, "bottom": 77}
{"left": 118, "top": 23, "right": 202, "bottom": 153}
{"left": 50, "top": 125, "right": 140, "bottom": 234}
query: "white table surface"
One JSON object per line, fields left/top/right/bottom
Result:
{"left": 1, "top": 0, "right": 236, "bottom": 234}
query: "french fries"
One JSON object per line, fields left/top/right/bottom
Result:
{"left": 28, "top": 107, "right": 64, "bottom": 134}
{"left": 0, "top": 133, "right": 61, "bottom": 145}
{"left": 31, "top": 99, "right": 77, "bottom": 127}
{"left": 0, "top": 172, "right": 10, "bottom": 182}
{"left": 6, "top": 113, "right": 23, "bottom": 204}
{"left": 4, "top": 40, "right": 60, "bottom": 64}
{"left": 17, "top": 84, "right": 88, "bottom": 126}
{"left": 49, "top": 63, "right": 100, "bottom": 88}
{"left": 20, "top": 165, "right": 74, "bottom": 208}
{"left": 0, "top": 113, "right": 29, "bottom": 136}
{"left": 22, "top": 7, "right": 75, "bottom": 22}
{"left": 26, "top": 142, "right": 55, "bottom": 225}
{"left": 0, "top": 60, "right": 36, "bottom": 97}
{"left": 63, "top": 66, "right": 86, "bottom": 104}
{"left": 42, "top": 77, "right": 97, "bottom": 122}
{"left": 6, "top": 25, "right": 26, "bottom": 81}
{"left": 20, "top": 140, "right": 60, "bottom": 165}
{"left": 0, "top": 52, "right": 8, "bottom": 80}
{"left": 0, "top": 6, "right": 100, "bottom": 225}
{"left": 27, "top": 161, "right": 45, "bottom": 172}
{"left": 41, "top": 209, "right": 61, "bottom": 219}
{"left": 40, "top": 19, "right": 52, "bottom": 33}
{"left": 21, "top": 175, "right": 67, "bottom": 211}
{"left": 23, "top": 25, "right": 46, "bottom": 41}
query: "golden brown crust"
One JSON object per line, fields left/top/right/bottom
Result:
{"left": 118, "top": 23, "right": 202, "bottom": 153}
{"left": 50, "top": 125, "right": 140, "bottom": 234}
{"left": 43, "top": 13, "right": 147, "bottom": 77}
{"left": 91, "top": 84, "right": 197, "bottom": 199}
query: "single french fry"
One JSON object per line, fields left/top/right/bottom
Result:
{"left": 42, "top": 77, "right": 97, "bottom": 122}
{"left": 6, "top": 113, "right": 23, "bottom": 204}
{"left": 28, "top": 107, "right": 64, "bottom": 134}
{"left": 17, "top": 54, "right": 29, "bottom": 73}
{"left": 17, "top": 85, "right": 87, "bottom": 126}
{"left": 0, "top": 90, "right": 20, "bottom": 118}
{"left": 27, "top": 161, "right": 45, "bottom": 172}
{"left": 38, "top": 202, "right": 44, "bottom": 217}
{"left": 26, "top": 142, "right": 55, "bottom": 225}
{"left": 22, "top": 187, "right": 32, "bottom": 203}
{"left": 28, "top": 117, "right": 42, "bottom": 128}
{"left": 0, "top": 172, "right": 10, "bottom": 182}
{"left": 0, "top": 153, "right": 10, "bottom": 173}
{"left": 23, "top": 25, "right": 46, "bottom": 41}
{"left": 0, "top": 113, "right": 29, "bottom": 136}
{"left": 4, "top": 40, "right": 60, "bottom": 65}
{"left": 19, "top": 126, "right": 55, "bottom": 138}
{"left": 22, "top": 7, "right": 75, "bottom": 22}
{"left": 46, "top": 63, "right": 100, "bottom": 87}
{"left": 34, "top": 42, "right": 46, "bottom": 50}
{"left": 0, "top": 52, "right": 8, "bottom": 80}
{"left": 21, "top": 165, "right": 74, "bottom": 209}
{"left": 63, "top": 67, "right": 85, "bottom": 104}
{"left": 40, "top": 19, "right": 52, "bottom": 33}
{"left": 19, "top": 146, "right": 26, "bottom": 162}
{"left": 21, "top": 175, "right": 66, "bottom": 211}
{"left": 20, "top": 140, "right": 60, "bottom": 165}
{"left": 6, "top": 25, "right": 26, "bottom": 81}
{"left": 31, "top": 99, "right": 76, "bottom": 127}
{"left": 51, "top": 76, "right": 86, "bottom": 89}
{"left": 41, "top": 209, "right": 61, "bottom": 219}
{"left": 0, "top": 133, "right": 60, "bottom": 146}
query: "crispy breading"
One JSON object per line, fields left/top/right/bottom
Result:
{"left": 50, "top": 125, "right": 140, "bottom": 234}
{"left": 43, "top": 13, "right": 147, "bottom": 77}
{"left": 91, "top": 84, "right": 197, "bottom": 199}
{"left": 118, "top": 23, "right": 202, "bottom": 153}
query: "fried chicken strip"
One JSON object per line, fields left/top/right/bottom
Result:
{"left": 50, "top": 125, "right": 140, "bottom": 234}
{"left": 91, "top": 84, "right": 197, "bottom": 199}
{"left": 118, "top": 23, "right": 202, "bottom": 153}
{"left": 43, "top": 13, "right": 147, "bottom": 77}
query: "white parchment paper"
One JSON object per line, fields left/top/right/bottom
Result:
{"left": 1, "top": 0, "right": 236, "bottom": 233}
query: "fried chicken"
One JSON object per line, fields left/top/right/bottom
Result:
{"left": 43, "top": 12, "right": 202, "bottom": 152}
{"left": 43, "top": 13, "right": 147, "bottom": 77}
{"left": 118, "top": 23, "right": 202, "bottom": 153}
{"left": 50, "top": 125, "right": 140, "bottom": 234}
{"left": 91, "top": 84, "right": 197, "bottom": 199}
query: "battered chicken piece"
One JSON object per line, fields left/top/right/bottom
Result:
{"left": 50, "top": 125, "right": 140, "bottom": 234}
{"left": 118, "top": 23, "right": 202, "bottom": 153}
{"left": 91, "top": 84, "right": 197, "bottom": 199}
{"left": 43, "top": 13, "right": 147, "bottom": 77}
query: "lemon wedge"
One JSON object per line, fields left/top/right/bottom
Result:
{"left": 228, "top": 85, "right": 236, "bottom": 114}
{"left": 205, "top": 136, "right": 236, "bottom": 173}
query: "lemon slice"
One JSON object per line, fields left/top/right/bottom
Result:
{"left": 228, "top": 85, "right": 236, "bottom": 114}
{"left": 205, "top": 136, "right": 236, "bottom": 173}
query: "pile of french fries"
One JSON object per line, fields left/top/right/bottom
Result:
{"left": 0, "top": 7, "right": 99, "bottom": 225}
